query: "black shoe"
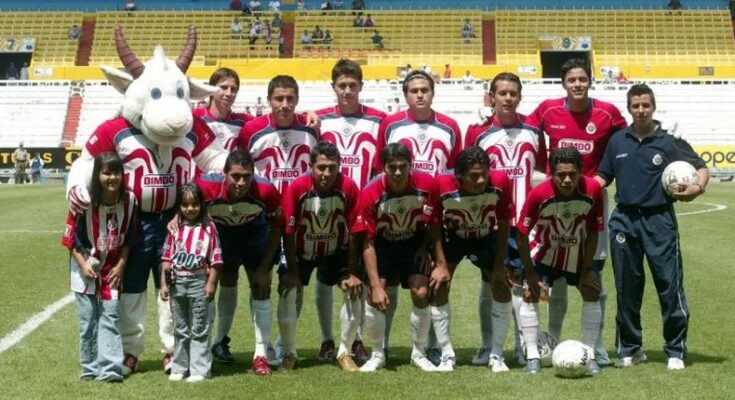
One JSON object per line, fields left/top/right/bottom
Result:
{"left": 212, "top": 335, "right": 235, "bottom": 363}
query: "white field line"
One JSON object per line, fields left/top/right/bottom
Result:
{"left": 0, "top": 293, "right": 74, "bottom": 355}
{"left": 676, "top": 202, "right": 727, "bottom": 216}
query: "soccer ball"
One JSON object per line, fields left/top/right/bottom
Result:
{"left": 551, "top": 340, "right": 592, "bottom": 378}
{"left": 661, "top": 161, "right": 698, "bottom": 196}
{"left": 524, "top": 331, "right": 558, "bottom": 367}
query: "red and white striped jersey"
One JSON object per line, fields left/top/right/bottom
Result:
{"left": 193, "top": 107, "right": 253, "bottom": 152}
{"left": 465, "top": 114, "right": 545, "bottom": 225}
{"left": 436, "top": 171, "right": 511, "bottom": 239}
{"left": 162, "top": 219, "right": 223, "bottom": 277}
{"left": 317, "top": 104, "right": 386, "bottom": 188}
{"left": 517, "top": 176, "right": 604, "bottom": 273}
{"left": 237, "top": 113, "right": 320, "bottom": 194}
{"left": 374, "top": 110, "right": 462, "bottom": 177}
{"left": 84, "top": 117, "right": 217, "bottom": 213}
{"left": 283, "top": 173, "right": 360, "bottom": 260}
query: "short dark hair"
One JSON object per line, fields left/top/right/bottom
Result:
{"left": 331, "top": 59, "right": 363, "bottom": 83}
{"left": 402, "top": 70, "right": 434, "bottom": 95}
{"left": 224, "top": 150, "right": 254, "bottom": 173}
{"left": 310, "top": 141, "right": 340, "bottom": 164}
{"left": 379, "top": 142, "right": 412, "bottom": 166}
{"left": 90, "top": 152, "right": 126, "bottom": 208}
{"left": 175, "top": 183, "right": 208, "bottom": 224}
{"left": 550, "top": 147, "right": 583, "bottom": 172}
{"left": 561, "top": 58, "right": 591, "bottom": 81}
{"left": 267, "top": 75, "right": 299, "bottom": 99}
{"left": 208, "top": 67, "right": 240, "bottom": 89}
{"left": 626, "top": 83, "right": 657, "bottom": 109}
{"left": 489, "top": 72, "right": 522, "bottom": 94}
{"left": 455, "top": 147, "right": 490, "bottom": 176}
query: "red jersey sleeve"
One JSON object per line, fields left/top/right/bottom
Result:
{"left": 281, "top": 177, "right": 303, "bottom": 235}
{"left": 608, "top": 103, "right": 628, "bottom": 132}
{"left": 492, "top": 172, "right": 512, "bottom": 222}
{"left": 343, "top": 176, "right": 361, "bottom": 231}
{"left": 85, "top": 120, "right": 119, "bottom": 157}
{"left": 426, "top": 177, "right": 441, "bottom": 224}
{"left": 191, "top": 116, "right": 217, "bottom": 157}
{"left": 517, "top": 186, "right": 541, "bottom": 235}
{"left": 354, "top": 185, "right": 377, "bottom": 239}
{"left": 464, "top": 123, "right": 482, "bottom": 150}
{"left": 586, "top": 178, "right": 605, "bottom": 232}
{"left": 373, "top": 118, "right": 389, "bottom": 173}
{"left": 446, "top": 119, "right": 463, "bottom": 170}
{"left": 207, "top": 222, "right": 224, "bottom": 268}
{"left": 61, "top": 210, "right": 77, "bottom": 249}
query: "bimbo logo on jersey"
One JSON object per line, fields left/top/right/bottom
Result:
{"left": 412, "top": 161, "right": 435, "bottom": 173}
{"left": 559, "top": 139, "right": 593, "bottom": 155}
{"left": 341, "top": 154, "right": 361, "bottom": 166}
{"left": 550, "top": 233, "right": 579, "bottom": 246}
{"left": 143, "top": 173, "right": 175, "bottom": 187}
{"left": 272, "top": 168, "right": 300, "bottom": 179}
{"left": 498, "top": 165, "right": 526, "bottom": 178}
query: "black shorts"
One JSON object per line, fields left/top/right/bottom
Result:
{"left": 218, "top": 218, "right": 274, "bottom": 274}
{"left": 443, "top": 231, "right": 498, "bottom": 271}
{"left": 375, "top": 236, "right": 427, "bottom": 289}
{"left": 283, "top": 250, "right": 349, "bottom": 287}
{"left": 533, "top": 261, "right": 597, "bottom": 287}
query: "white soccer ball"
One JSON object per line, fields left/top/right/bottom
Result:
{"left": 552, "top": 340, "right": 592, "bottom": 378}
{"left": 661, "top": 161, "right": 698, "bottom": 196}
{"left": 524, "top": 331, "right": 558, "bottom": 367}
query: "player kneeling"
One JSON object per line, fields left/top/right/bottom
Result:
{"left": 516, "top": 147, "right": 604, "bottom": 375}
{"left": 278, "top": 141, "right": 362, "bottom": 371}
{"left": 436, "top": 147, "right": 512, "bottom": 372}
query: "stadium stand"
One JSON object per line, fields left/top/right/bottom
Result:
{"left": 0, "top": 12, "right": 83, "bottom": 66}
{"left": 0, "top": 81, "right": 71, "bottom": 147}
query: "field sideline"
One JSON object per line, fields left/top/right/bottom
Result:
{"left": 0, "top": 184, "right": 733, "bottom": 399}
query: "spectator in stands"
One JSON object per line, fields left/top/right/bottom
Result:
{"left": 398, "top": 64, "right": 412, "bottom": 80}
{"left": 616, "top": 71, "right": 629, "bottom": 83}
{"left": 352, "top": 0, "right": 365, "bottom": 10}
{"left": 365, "top": 13, "right": 375, "bottom": 27}
{"left": 323, "top": 30, "right": 333, "bottom": 48}
{"left": 301, "top": 30, "right": 313, "bottom": 50}
{"left": 12, "top": 142, "right": 29, "bottom": 184}
{"left": 253, "top": 17, "right": 264, "bottom": 34}
{"left": 462, "top": 70, "right": 475, "bottom": 89}
{"left": 667, "top": 0, "right": 682, "bottom": 10}
{"left": 249, "top": 23, "right": 259, "bottom": 48}
{"left": 371, "top": 29, "right": 384, "bottom": 50}
{"left": 245, "top": 106, "right": 253, "bottom": 116}
{"left": 443, "top": 64, "right": 452, "bottom": 80}
{"left": 30, "top": 153, "right": 44, "bottom": 184}
{"left": 393, "top": 97, "right": 401, "bottom": 111}
{"left": 321, "top": 0, "right": 333, "bottom": 10}
{"left": 353, "top": 12, "right": 365, "bottom": 27}
{"left": 5, "top": 62, "right": 18, "bottom": 80}
{"left": 268, "top": 0, "right": 281, "bottom": 11}
{"left": 124, "top": 0, "right": 136, "bottom": 12}
{"left": 462, "top": 18, "right": 475, "bottom": 43}
{"left": 264, "top": 21, "right": 274, "bottom": 50}
{"left": 297, "top": 0, "right": 307, "bottom": 11}
{"left": 19, "top": 63, "right": 28, "bottom": 80}
{"left": 241, "top": 1, "right": 252, "bottom": 15}
{"left": 272, "top": 14, "right": 283, "bottom": 29}
{"left": 334, "top": 0, "right": 343, "bottom": 9}
{"left": 68, "top": 24, "right": 82, "bottom": 40}
{"left": 250, "top": 0, "right": 262, "bottom": 12}
{"left": 278, "top": 30, "right": 285, "bottom": 56}
{"left": 313, "top": 25, "right": 325, "bottom": 40}
{"left": 604, "top": 70, "right": 616, "bottom": 85}
{"left": 231, "top": 18, "right": 244, "bottom": 39}
{"left": 255, "top": 96, "right": 265, "bottom": 116}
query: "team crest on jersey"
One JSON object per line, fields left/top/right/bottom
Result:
{"left": 342, "top": 125, "right": 353, "bottom": 136}
{"left": 288, "top": 216, "right": 296, "bottom": 226}
{"left": 652, "top": 154, "right": 663, "bottom": 165}
{"left": 107, "top": 219, "right": 118, "bottom": 230}
{"left": 195, "top": 240, "right": 204, "bottom": 251}
{"left": 616, "top": 232, "right": 626, "bottom": 244}
{"left": 586, "top": 122, "right": 597, "bottom": 135}
{"left": 282, "top": 139, "right": 290, "bottom": 149}
{"left": 469, "top": 200, "right": 480, "bottom": 213}
{"left": 423, "top": 204, "right": 433, "bottom": 216}
{"left": 505, "top": 138, "right": 515, "bottom": 147}
{"left": 175, "top": 240, "right": 184, "bottom": 250}
{"left": 318, "top": 208, "right": 328, "bottom": 218}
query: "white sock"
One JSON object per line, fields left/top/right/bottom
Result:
{"left": 547, "top": 278, "right": 568, "bottom": 340}
{"left": 215, "top": 286, "right": 237, "bottom": 344}
{"left": 478, "top": 281, "right": 493, "bottom": 349}
{"left": 596, "top": 284, "right": 607, "bottom": 354}
{"left": 383, "top": 286, "right": 398, "bottom": 351}
{"left": 410, "top": 305, "right": 431, "bottom": 359}
{"left": 278, "top": 289, "right": 298, "bottom": 355}
{"left": 315, "top": 280, "right": 334, "bottom": 343}
{"left": 337, "top": 292, "right": 362, "bottom": 358}
{"left": 364, "top": 303, "right": 385, "bottom": 358}
{"left": 490, "top": 300, "right": 512, "bottom": 359}
{"left": 582, "top": 301, "right": 602, "bottom": 360}
{"left": 156, "top": 289, "right": 175, "bottom": 354}
{"left": 355, "top": 288, "right": 367, "bottom": 341}
{"left": 296, "top": 286, "right": 304, "bottom": 317}
{"left": 520, "top": 302, "right": 540, "bottom": 360}
{"left": 430, "top": 304, "right": 455, "bottom": 359}
{"left": 511, "top": 283, "right": 524, "bottom": 352}
{"left": 251, "top": 298, "right": 272, "bottom": 358}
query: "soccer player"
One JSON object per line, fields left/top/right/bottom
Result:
{"left": 464, "top": 72, "right": 546, "bottom": 366}
{"left": 517, "top": 147, "right": 605, "bottom": 375}
{"left": 531, "top": 58, "right": 626, "bottom": 364}
{"left": 595, "top": 84, "right": 708, "bottom": 371}
{"left": 279, "top": 141, "right": 362, "bottom": 371}
{"left": 195, "top": 151, "right": 283, "bottom": 376}
{"left": 436, "top": 147, "right": 512, "bottom": 372}
{"left": 194, "top": 68, "right": 253, "bottom": 152}
{"left": 316, "top": 59, "right": 386, "bottom": 362}
{"left": 355, "top": 143, "right": 449, "bottom": 372}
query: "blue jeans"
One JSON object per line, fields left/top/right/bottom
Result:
{"left": 75, "top": 292, "right": 123, "bottom": 381}
{"left": 170, "top": 276, "right": 213, "bottom": 377}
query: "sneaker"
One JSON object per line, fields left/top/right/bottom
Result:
{"left": 163, "top": 353, "right": 173, "bottom": 374}
{"left": 268, "top": 339, "right": 282, "bottom": 367}
{"left": 212, "top": 336, "right": 235, "bottom": 363}
{"left": 280, "top": 353, "right": 298, "bottom": 371}
{"left": 667, "top": 357, "right": 685, "bottom": 371}
{"left": 425, "top": 347, "right": 442, "bottom": 366}
{"left": 337, "top": 353, "right": 360, "bottom": 372}
{"left": 514, "top": 347, "right": 527, "bottom": 366}
{"left": 359, "top": 353, "right": 386, "bottom": 372}
{"left": 436, "top": 356, "right": 456, "bottom": 372}
{"left": 168, "top": 373, "right": 185, "bottom": 382}
{"left": 122, "top": 353, "right": 138, "bottom": 377}
{"left": 411, "top": 354, "right": 439, "bottom": 372}
{"left": 488, "top": 355, "right": 510, "bottom": 373}
{"left": 616, "top": 349, "right": 648, "bottom": 368}
{"left": 587, "top": 360, "right": 601, "bottom": 375}
{"left": 318, "top": 340, "right": 336, "bottom": 362}
{"left": 526, "top": 358, "right": 541, "bottom": 374}
{"left": 471, "top": 347, "right": 490, "bottom": 366}
{"left": 186, "top": 375, "right": 206, "bottom": 383}
{"left": 595, "top": 348, "right": 611, "bottom": 367}
{"left": 252, "top": 356, "right": 272, "bottom": 376}
{"left": 352, "top": 340, "right": 370, "bottom": 364}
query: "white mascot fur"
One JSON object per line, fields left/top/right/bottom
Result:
{"left": 66, "top": 26, "right": 227, "bottom": 375}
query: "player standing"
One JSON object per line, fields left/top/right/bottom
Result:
{"left": 517, "top": 147, "right": 605, "bottom": 375}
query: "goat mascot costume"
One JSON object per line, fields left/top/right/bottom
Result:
{"left": 66, "top": 26, "right": 228, "bottom": 375}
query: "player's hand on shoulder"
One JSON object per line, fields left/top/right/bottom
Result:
{"left": 660, "top": 120, "right": 686, "bottom": 141}
{"left": 167, "top": 214, "right": 180, "bottom": 235}
{"left": 670, "top": 182, "right": 701, "bottom": 202}
{"left": 470, "top": 106, "right": 494, "bottom": 127}
{"left": 303, "top": 110, "right": 321, "bottom": 129}
{"left": 69, "top": 185, "right": 91, "bottom": 215}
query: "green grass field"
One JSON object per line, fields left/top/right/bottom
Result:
{"left": 0, "top": 183, "right": 733, "bottom": 399}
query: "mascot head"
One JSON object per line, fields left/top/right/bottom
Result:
{"left": 101, "top": 25, "right": 218, "bottom": 145}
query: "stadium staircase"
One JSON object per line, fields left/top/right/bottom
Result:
{"left": 62, "top": 94, "right": 83, "bottom": 147}
{"left": 75, "top": 20, "right": 96, "bottom": 66}
{"left": 481, "top": 17, "right": 496, "bottom": 65}
{"left": 282, "top": 22, "right": 295, "bottom": 58}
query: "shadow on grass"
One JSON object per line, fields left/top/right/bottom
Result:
{"left": 635, "top": 350, "right": 727, "bottom": 365}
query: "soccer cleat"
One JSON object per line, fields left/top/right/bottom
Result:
{"left": 586, "top": 360, "right": 602, "bottom": 375}
{"left": 615, "top": 349, "right": 648, "bottom": 368}
{"left": 280, "top": 353, "right": 298, "bottom": 371}
{"left": 425, "top": 347, "right": 442, "bottom": 366}
{"left": 411, "top": 354, "right": 439, "bottom": 372}
{"left": 252, "top": 356, "right": 272, "bottom": 376}
{"left": 318, "top": 340, "right": 336, "bottom": 362}
{"left": 526, "top": 358, "right": 541, "bottom": 374}
{"left": 352, "top": 340, "right": 370, "bottom": 364}
{"left": 168, "top": 373, "right": 185, "bottom": 382}
{"left": 211, "top": 335, "right": 235, "bottom": 363}
{"left": 595, "top": 349, "right": 611, "bottom": 367}
{"left": 337, "top": 354, "right": 360, "bottom": 372}
{"left": 268, "top": 340, "right": 282, "bottom": 367}
{"left": 471, "top": 347, "right": 490, "bottom": 366}
{"left": 186, "top": 375, "right": 206, "bottom": 383}
{"left": 359, "top": 354, "right": 386, "bottom": 372}
{"left": 488, "top": 355, "right": 510, "bottom": 373}
{"left": 667, "top": 357, "right": 685, "bottom": 371}
{"left": 514, "top": 346, "right": 527, "bottom": 366}
{"left": 122, "top": 353, "right": 139, "bottom": 377}
{"left": 163, "top": 353, "right": 173, "bottom": 374}
{"left": 436, "top": 356, "right": 456, "bottom": 372}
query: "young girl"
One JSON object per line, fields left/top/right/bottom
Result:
{"left": 160, "top": 184, "right": 222, "bottom": 382}
{"left": 61, "top": 152, "right": 137, "bottom": 382}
